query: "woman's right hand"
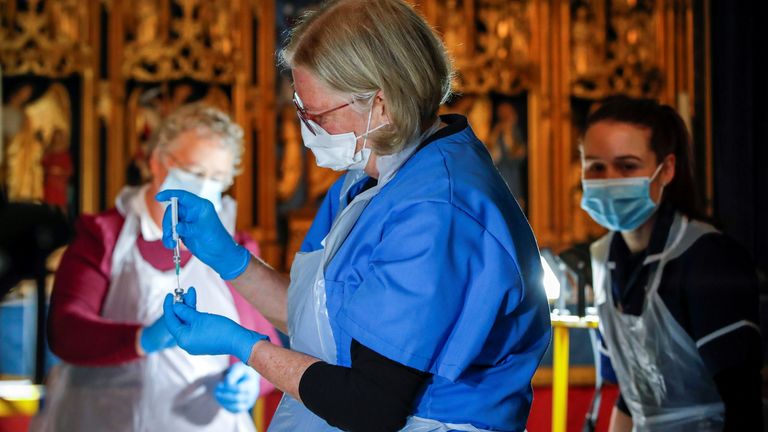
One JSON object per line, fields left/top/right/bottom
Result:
{"left": 155, "top": 189, "right": 250, "bottom": 280}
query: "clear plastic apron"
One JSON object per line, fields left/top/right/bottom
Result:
{"left": 35, "top": 188, "right": 255, "bottom": 432}
{"left": 592, "top": 214, "right": 725, "bottom": 432}
{"left": 269, "top": 144, "right": 493, "bottom": 431}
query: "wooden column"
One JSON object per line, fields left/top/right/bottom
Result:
{"left": 253, "top": 0, "right": 281, "bottom": 267}
{"left": 528, "top": 0, "right": 557, "bottom": 247}
{"left": 106, "top": 0, "right": 126, "bottom": 209}
{"left": 80, "top": 0, "right": 100, "bottom": 214}
{"left": 233, "top": 0, "right": 254, "bottom": 230}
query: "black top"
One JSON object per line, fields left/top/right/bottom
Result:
{"left": 604, "top": 203, "right": 763, "bottom": 430}
{"left": 300, "top": 340, "right": 430, "bottom": 431}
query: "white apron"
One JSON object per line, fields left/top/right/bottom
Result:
{"left": 591, "top": 213, "right": 725, "bottom": 432}
{"left": 35, "top": 187, "right": 256, "bottom": 432}
{"left": 269, "top": 128, "right": 493, "bottom": 432}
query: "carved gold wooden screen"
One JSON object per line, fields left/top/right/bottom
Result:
{"left": 421, "top": 0, "right": 703, "bottom": 250}
{"left": 100, "top": 0, "right": 281, "bottom": 264}
{"left": 1, "top": 0, "right": 282, "bottom": 265}
{"left": 1, "top": 0, "right": 705, "bottom": 268}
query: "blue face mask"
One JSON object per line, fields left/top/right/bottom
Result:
{"left": 580, "top": 164, "right": 664, "bottom": 232}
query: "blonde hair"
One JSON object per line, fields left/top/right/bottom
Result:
{"left": 149, "top": 103, "right": 245, "bottom": 174}
{"left": 280, "top": 0, "right": 453, "bottom": 155}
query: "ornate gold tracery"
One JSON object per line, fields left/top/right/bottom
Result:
{"left": 1, "top": 0, "right": 705, "bottom": 265}
{"left": 448, "top": 0, "right": 535, "bottom": 95}
{"left": 571, "top": 0, "right": 664, "bottom": 100}
{"left": 122, "top": 0, "right": 241, "bottom": 83}
{"left": 424, "top": 0, "right": 700, "bottom": 249}
{"left": 0, "top": 0, "right": 88, "bottom": 77}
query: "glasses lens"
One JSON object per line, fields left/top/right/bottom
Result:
{"left": 293, "top": 94, "right": 316, "bottom": 135}
{"left": 165, "top": 152, "right": 233, "bottom": 184}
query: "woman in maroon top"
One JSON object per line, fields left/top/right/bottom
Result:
{"left": 34, "top": 104, "right": 280, "bottom": 432}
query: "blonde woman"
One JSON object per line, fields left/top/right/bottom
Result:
{"left": 160, "top": 1, "right": 551, "bottom": 431}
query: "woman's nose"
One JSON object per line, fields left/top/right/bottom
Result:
{"left": 602, "top": 166, "right": 623, "bottom": 179}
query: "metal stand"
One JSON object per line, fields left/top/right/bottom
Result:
{"left": 550, "top": 314, "right": 599, "bottom": 432}
{"left": 34, "top": 262, "right": 47, "bottom": 385}
{"left": 582, "top": 328, "right": 603, "bottom": 432}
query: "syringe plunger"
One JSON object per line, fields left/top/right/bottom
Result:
{"left": 170, "top": 197, "right": 179, "bottom": 241}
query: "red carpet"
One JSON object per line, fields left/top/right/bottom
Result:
{"left": 527, "top": 384, "right": 620, "bottom": 432}
{"left": 0, "top": 417, "right": 30, "bottom": 432}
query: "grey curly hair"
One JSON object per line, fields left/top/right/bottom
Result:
{"left": 148, "top": 103, "right": 245, "bottom": 174}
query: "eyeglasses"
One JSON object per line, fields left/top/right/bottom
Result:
{"left": 162, "top": 152, "right": 234, "bottom": 186}
{"left": 293, "top": 92, "right": 352, "bottom": 136}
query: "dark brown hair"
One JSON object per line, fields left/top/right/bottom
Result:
{"left": 585, "top": 95, "right": 702, "bottom": 219}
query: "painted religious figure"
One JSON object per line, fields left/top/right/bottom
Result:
{"left": 488, "top": 101, "right": 527, "bottom": 207}
{"left": 3, "top": 83, "right": 73, "bottom": 209}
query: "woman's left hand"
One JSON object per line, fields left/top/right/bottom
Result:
{"left": 163, "top": 287, "right": 268, "bottom": 364}
{"left": 215, "top": 362, "right": 261, "bottom": 413}
{"left": 138, "top": 315, "right": 177, "bottom": 355}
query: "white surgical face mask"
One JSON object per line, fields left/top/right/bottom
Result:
{"left": 159, "top": 168, "right": 226, "bottom": 211}
{"left": 300, "top": 105, "right": 387, "bottom": 171}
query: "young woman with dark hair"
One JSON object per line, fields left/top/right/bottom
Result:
{"left": 581, "top": 96, "right": 762, "bottom": 431}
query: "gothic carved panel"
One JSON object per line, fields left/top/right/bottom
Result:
{"left": 0, "top": 0, "right": 702, "bottom": 263}
{"left": 0, "top": 0, "right": 89, "bottom": 76}
{"left": 1, "top": 0, "right": 88, "bottom": 215}
{"left": 571, "top": 0, "right": 663, "bottom": 99}
{"left": 122, "top": 0, "right": 242, "bottom": 83}
{"left": 436, "top": 0, "right": 535, "bottom": 95}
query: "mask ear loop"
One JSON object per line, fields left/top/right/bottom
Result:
{"left": 650, "top": 162, "right": 667, "bottom": 203}
{"left": 362, "top": 104, "right": 374, "bottom": 151}
{"left": 350, "top": 99, "right": 376, "bottom": 165}
{"left": 650, "top": 162, "right": 665, "bottom": 182}
{"left": 578, "top": 144, "right": 589, "bottom": 182}
{"left": 358, "top": 95, "right": 389, "bottom": 150}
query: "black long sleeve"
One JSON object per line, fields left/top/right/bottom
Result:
{"left": 714, "top": 367, "right": 763, "bottom": 431}
{"left": 681, "top": 234, "right": 763, "bottom": 430}
{"left": 299, "top": 339, "right": 430, "bottom": 432}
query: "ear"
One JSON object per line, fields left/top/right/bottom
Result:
{"left": 373, "top": 90, "right": 389, "bottom": 123}
{"left": 148, "top": 149, "right": 166, "bottom": 189}
{"left": 661, "top": 153, "right": 676, "bottom": 187}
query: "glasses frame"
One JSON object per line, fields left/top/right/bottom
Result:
{"left": 293, "top": 92, "right": 352, "bottom": 136}
{"left": 162, "top": 151, "right": 234, "bottom": 187}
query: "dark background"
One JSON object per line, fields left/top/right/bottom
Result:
{"left": 710, "top": 0, "right": 768, "bottom": 357}
{"left": 710, "top": 0, "right": 767, "bottom": 279}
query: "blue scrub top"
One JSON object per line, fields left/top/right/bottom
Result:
{"left": 300, "top": 115, "right": 551, "bottom": 431}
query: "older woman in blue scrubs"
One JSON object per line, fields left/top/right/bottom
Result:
{"left": 158, "top": 0, "right": 551, "bottom": 430}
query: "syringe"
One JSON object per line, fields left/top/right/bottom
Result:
{"left": 171, "top": 197, "right": 183, "bottom": 302}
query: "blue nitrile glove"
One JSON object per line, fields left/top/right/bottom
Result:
{"left": 162, "top": 287, "right": 269, "bottom": 364}
{"left": 215, "top": 362, "right": 261, "bottom": 413}
{"left": 155, "top": 189, "right": 250, "bottom": 280}
{"left": 139, "top": 315, "right": 177, "bottom": 354}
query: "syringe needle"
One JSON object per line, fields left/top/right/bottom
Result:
{"left": 174, "top": 243, "right": 182, "bottom": 301}
{"left": 174, "top": 263, "right": 183, "bottom": 302}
